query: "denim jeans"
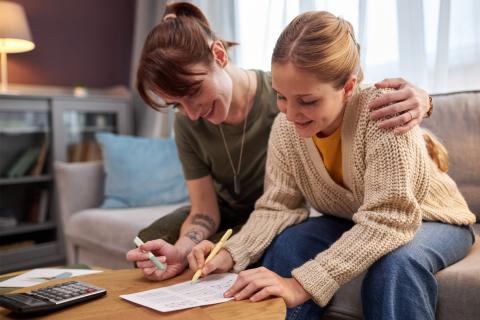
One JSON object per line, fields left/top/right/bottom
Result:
{"left": 261, "top": 215, "right": 475, "bottom": 320}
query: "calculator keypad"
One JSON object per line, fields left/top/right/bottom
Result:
{"left": 27, "top": 281, "right": 104, "bottom": 304}
{"left": 0, "top": 280, "right": 106, "bottom": 316}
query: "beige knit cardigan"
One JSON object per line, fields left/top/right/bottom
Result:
{"left": 223, "top": 86, "right": 476, "bottom": 307}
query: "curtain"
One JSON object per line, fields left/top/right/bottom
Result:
{"left": 130, "top": 0, "right": 170, "bottom": 137}
{"left": 235, "top": 0, "right": 480, "bottom": 93}
{"left": 188, "top": 0, "right": 239, "bottom": 62}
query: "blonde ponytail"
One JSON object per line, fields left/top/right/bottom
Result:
{"left": 423, "top": 131, "right": 449, "bottom": 172}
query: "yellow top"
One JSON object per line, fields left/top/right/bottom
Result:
{"left": 312, "top": 125, "right": 344, "bottom": 186}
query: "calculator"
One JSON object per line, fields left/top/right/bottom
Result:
{"left": 0, "top": 280, "right": 106, "bottom": 317}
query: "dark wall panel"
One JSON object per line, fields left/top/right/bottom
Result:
{"left": 7, "top": 0, "right": 135, "bottom": 88}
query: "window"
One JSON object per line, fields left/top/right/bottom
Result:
{"left": 228, "top": 0, "right": 480, "bottom": 92}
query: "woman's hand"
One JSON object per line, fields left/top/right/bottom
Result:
{"left": 369, "top": 78, "right": 431, "bottom": 134}
{"left": 187, "top": 240, "right": 234, "bottom": 276}
{"left": 224, "top": 267, "right": 311, "bottom": 308}
{"left": 126, "top": 239, "right": 187, "bottom": 281}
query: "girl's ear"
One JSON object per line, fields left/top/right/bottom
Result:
{"left": 343, "top": 75, "right": 358, "bottom": 99}
{"left": 211, "top": 41, "right": 229, "bottom": 67}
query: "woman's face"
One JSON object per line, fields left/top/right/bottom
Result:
{"left": 271, "top": 62, "right": 355, "bottom": 138}
{"left": 157, "top": 61, "right": 233, "bottom": 125}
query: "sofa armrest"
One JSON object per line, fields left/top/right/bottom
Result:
{"left": 54, "top": 161, "right": 105, "bottom": 227}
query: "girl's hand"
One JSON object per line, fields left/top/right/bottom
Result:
{"left": 224, "top": 267, "right": 311, "bottom": 308}
{"left": 370, "top": 78, "right": 430, "bottom": 134}
{"left": 187, "top": 240, "right": 234, "bottom": 276}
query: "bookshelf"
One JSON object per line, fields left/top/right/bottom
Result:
{"left": 0, "top": 88, "right": 131, "bottom": 273}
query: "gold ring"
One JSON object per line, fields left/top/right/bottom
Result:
{"left": 408, "top": 111, "right": 414, "bottom": 122}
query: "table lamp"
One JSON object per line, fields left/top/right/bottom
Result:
{"left": 0, "top": 1, "right": 35, "bottom": 93}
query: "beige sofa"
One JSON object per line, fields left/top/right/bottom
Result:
{"left": 54, "top": 160, "right": 188, "bottom": 269}
{"left": 55, "top": 90, "right": 480, "bottom": 319}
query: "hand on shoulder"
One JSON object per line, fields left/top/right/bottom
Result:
{"left": 368, "top": 78, "right": 431, "bottom": 134}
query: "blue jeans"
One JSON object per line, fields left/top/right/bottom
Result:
{"left": 261, "top": 215, "right": 475, "bottom": 320}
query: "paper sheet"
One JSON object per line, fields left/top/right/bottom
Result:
{"left": 120, "top": 273, "right": 238, "bottom": 312}
{"left": 0, "top": 268, "right": 103, "bottom": 288}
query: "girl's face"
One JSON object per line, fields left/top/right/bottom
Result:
{"left": 272, "top": 62, "right": 356, "bottom": 138}
{"left": 157, "top": 61, "right": 233, "bottom": 125}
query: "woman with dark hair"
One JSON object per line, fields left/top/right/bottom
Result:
{"left": 127, "top": 2, "right": 434, "bottom": 283}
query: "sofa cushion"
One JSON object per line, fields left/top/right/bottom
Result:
{"left": 436, "top": 234, "right": 480, "bottom": 320}
{"left": 472, "top": 223, "right": 480, "bottom": 235}
{"left": 423, "top": 91, "right": 480, "bottom": 220}
{"left": 324, "top": 232, "right": 480, "bottom": 320}
{"left": 326, "top": 273, "right": 364, "bottom": 319}
{"left": 96, "top": 133, "right": 189, "bottom": 208}
{"left": 54, "top": 161, "right": 104, "bottom": 221}
{"left": 64, "top": 202, "right": 189, "bottom": 256}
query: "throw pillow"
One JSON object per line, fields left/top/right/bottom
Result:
{"left": 96, "top": 132, "right": 189, "bottom": 208}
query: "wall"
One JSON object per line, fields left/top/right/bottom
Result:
{"left": 7, "top": 0, "right": 135, "bottom": 88}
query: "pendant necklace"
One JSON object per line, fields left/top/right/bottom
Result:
{"left": 218, "top": 69, "right": 251, "bottom": 195}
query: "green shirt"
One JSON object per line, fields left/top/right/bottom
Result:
{"left": 174, "top": 70, "right": 278, "bottom": 224}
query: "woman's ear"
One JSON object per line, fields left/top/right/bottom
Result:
{"left": 343, "top": 75, "right": 358, "bottom": 99}
{"left": 211, "top": 41, "right": 229, "bottom": 67}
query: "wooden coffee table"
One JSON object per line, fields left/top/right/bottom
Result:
{"left": 0, "top": 268, "right": 286, "bottom": 320}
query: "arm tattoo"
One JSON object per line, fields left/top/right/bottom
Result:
{"left": 191, "top": 213, "right": 217, "bottom": 233}
{"left": 185, "top": 230, "right": 203, "bottom": 244}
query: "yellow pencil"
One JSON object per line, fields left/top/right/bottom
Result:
{"left": 191, "top": 229, "right": 233, "bottom": 284}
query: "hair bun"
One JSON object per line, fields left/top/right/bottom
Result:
{"left": 164, "top": 2, "right": 210, "bottom": 28}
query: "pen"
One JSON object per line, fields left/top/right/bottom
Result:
{"left": 191, "top": 228, "right": 233, "bottom": 284}
{"left": 134, "top": 236, "right": 166, "bottom": 271}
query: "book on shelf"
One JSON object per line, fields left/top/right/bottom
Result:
{"left": 68, "top": 141, "right": 102, "bottom": 162}
{"left": 25, "top": 189, "right": 40, "bottom": 223}
{"left": 0, "top": 208, "right": 18, "bottom": 228}
{"left": 37, "top": 189, "right": 49, "bottom": 223}
{"left": 84, "top": 141, "right": 102, "bottom": 161}
{"left": 68, "top": 143, "right": 84, "bottom": 162}
{"left": 0, "top": 240, "right": 35, "bottom": 252}
{"left": 5, "top": 147, "right": 41, "bottom": 178}
{"left": 29, "top": 136, "right": 50, "bottom": 176}
{"left": 25, "top": 189, "right": 49, "bottom": 224}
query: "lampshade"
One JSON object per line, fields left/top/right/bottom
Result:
{"left": 0, "top": 1, "right": 35, "bottom": 53}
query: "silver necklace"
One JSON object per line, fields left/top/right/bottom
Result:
{"left": 218, "top": 69, "right": 251, "bottom": 195}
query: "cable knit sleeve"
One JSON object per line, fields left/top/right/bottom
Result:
{"left": 223, "top": 115, "right": 310, "bottom": 272}
{"left": 292, "top": 89, "right": 430, "bottom": 307}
